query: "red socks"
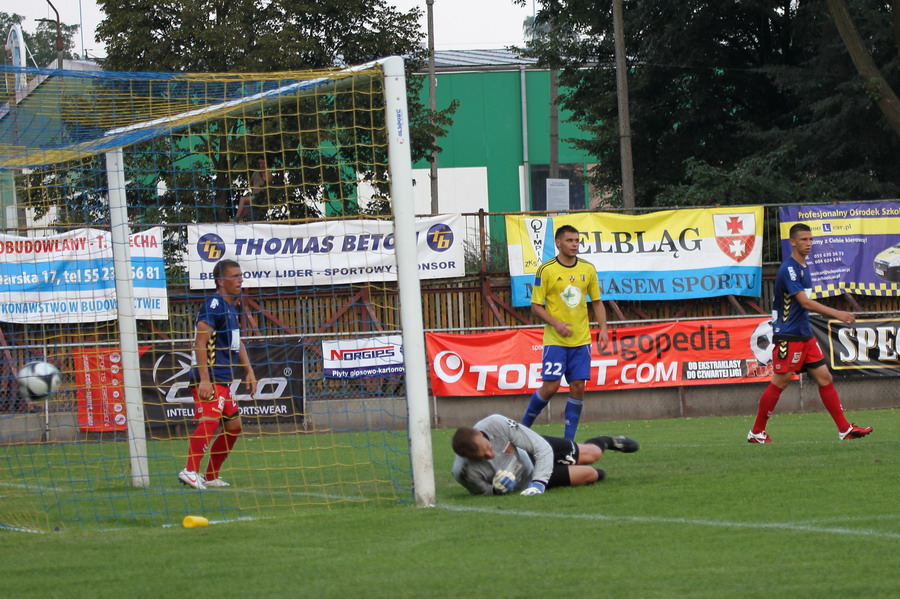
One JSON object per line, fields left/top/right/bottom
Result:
{"left": 206, "top": 426, "right": 241, "bottom": 481}
{"left": 752, "top": 383, "right": 783, "bottom": 433}
{"left": 185, "top": 419, "right": 220, "bottom": 473}
{"left": 818, "top": 383, "right": 850, "bottom": 431}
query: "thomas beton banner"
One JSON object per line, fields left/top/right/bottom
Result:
{"left": 187, "top": 215, "right": 464, "bottom": 289}
{"left": 426, "top": 316, "right": 774, "bottom": 396}
{"left": 506, "top": 207, "right": 763, "bottom": 306}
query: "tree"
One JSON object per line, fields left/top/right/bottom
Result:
{"left": 515, "top": 0, "right": 900, "bottom": 207}
{"left": 90, "top": 0, "right": 456, "bottom": 221}
{"left": 827, "top": 0, "right": 900, "bottom": 137}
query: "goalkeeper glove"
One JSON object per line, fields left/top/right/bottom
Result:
{"left": 492, "top": 470, "right": 516, "bottom": 494}
{"left": 520, "top": 481, "right": 546, "bottom": 496}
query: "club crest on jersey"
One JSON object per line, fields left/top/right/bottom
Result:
{"left": 712, "top": 213, "right": 756, "bottom": 263}
{"left": 560, "top": 284, "right": 582, "bottom": 307}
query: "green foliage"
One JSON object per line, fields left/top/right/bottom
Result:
{"left": 518, "top": 0, "right": 900, "bottom": 207}
{"left": 89, "top": 0, "right": 457, "bottom": 221}
{"left": 2, "top": 409, "right": 898, "bottom": 597}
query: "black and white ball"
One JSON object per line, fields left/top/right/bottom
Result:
{"left": 18, "top": 361, "right": 62, "bottom": 400}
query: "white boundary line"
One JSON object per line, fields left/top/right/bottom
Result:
{"left": 437, "top": 504, "right": 900, "bottom": 540}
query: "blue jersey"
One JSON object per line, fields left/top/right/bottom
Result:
{"left": 772, "top": 255, "right": 812, "bottom": 341}
{"left": 191, "top": 293, "right": 242, "bottom": 384}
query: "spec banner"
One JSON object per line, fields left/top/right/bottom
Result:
{"left": 322, "top": 335, "right": 404, "bottom": 379}
{"left": 187, "top": 215, "right": 464, "bottom": 289}
{"left": 810, "top": 317, "right": 900, "bottom": 376}
{"left": 779, "top": 202, "right": 900, "bottom": 298}
{"left": 426, "top": 317, "right": 774, "bottom": 396}
{"left": 140, "top": 342, "right": 302, "bottom": 426}
{"left": 0, "top": 227, "right": 168, "bottom": 323}
{"left": 506, "top": 207, "right": 763, "bottom": 306}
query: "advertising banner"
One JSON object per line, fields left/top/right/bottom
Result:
{"left": 73, "top": 347, "right": 129, "bottom": 432}
{"left": 0, "top": 227, "right": 168, "bottom": 323}
{"left": 322, "top": 335, "right": 404, "bottom": 379}
{"left": 187, "top": 215, "right": 465, "bottom": 289}
{"left": 779, "top": 202, "right": 900, "bottom": 298}
{"left": 506, "top": 207, "right": 763, "bottom": 306}
{"left": 810, "top": 316, "right": 900, "bottom": 376}
{"left": 426, "top": 317, "right": 775, "bottom": 396}
{"left": 140, "top": 342, "right": 302, "bottom": 426}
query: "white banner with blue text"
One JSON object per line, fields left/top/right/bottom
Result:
{"left": 0, "top": 227, "right": 168, "bottom": 323}
{"left": 187, "top": 215, "right": 464, "bottom": 289}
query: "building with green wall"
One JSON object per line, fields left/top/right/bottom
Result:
{"left": 410, "top": 49, "right": 601, "bottom": 224}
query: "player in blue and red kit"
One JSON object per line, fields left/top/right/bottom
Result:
{"left": 747, "top": 223, "right": 872, "bottom": 443}
{"left": 179, "top": 259, "right": 257, "bottom": 489}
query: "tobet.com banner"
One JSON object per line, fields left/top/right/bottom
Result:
{"left": 0, "top": 227, "right": 168, "bottom": 323}
{"left": 506, "top": 207, "right": 763, "bottom": 306}
{"left": 186, "top": 215, "right": 464, "bottom": 289}
{"left": 779, "top": 202, "right": 900, "bottom": 298}
{"left": 426, "top": 317, "right": 775, "bottom": 396}
{"left": 140, "top": 341, "right": 303, "bottom": 426}
{"left": 810, "top": 316, "right": 900, "bottom": 377}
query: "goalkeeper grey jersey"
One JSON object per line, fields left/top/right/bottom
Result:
{"left": 451, "top": 414, "right": 553, "bottom": 495}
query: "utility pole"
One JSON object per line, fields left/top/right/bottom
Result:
{"left": 612, "top": 0, "right": 635, "bottom": 210}
{"left": 426, "top": 0, "right": 439, "bottom": 214}
{"left": 38, "top": 0, "right": 64, "bottom": 69}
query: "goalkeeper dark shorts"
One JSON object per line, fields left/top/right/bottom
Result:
{"left": 539, "top": 435, "right": 579, "bottom": 488}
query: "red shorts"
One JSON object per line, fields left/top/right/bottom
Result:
{"left": 772, "top": 338, "right": 825, "bottom": 374}
{"left": 192, "top": 384, "right": 240, "bottom": 420}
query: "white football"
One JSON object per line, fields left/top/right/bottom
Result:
{"left": 18, "top": 361, "right": 62, "bottom": 400}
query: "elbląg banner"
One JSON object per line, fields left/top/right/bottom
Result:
{"left": 506, "top": 207, "right": 763, "bottom": 306}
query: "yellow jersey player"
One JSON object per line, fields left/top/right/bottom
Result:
{"left": 522, "top": 225, "right": 608, "bottom": 439}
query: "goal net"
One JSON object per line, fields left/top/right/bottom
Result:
{"left": 0, "top": 57, "right": 434, "bottom": 531}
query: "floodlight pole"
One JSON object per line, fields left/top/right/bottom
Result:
{"left": 612, "top": 0, "right": 635, "bottom": 210}
{"left": 426, "top": 0, "right": 439, "bottom": 214}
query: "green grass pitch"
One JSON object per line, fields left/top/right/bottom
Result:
{"left": 2, "top": 408, "right": 898, "bottom": 598}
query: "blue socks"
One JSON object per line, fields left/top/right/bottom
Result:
{"left": 521, "top": 391, "right": 549, "bottom": 427}
{"left": 523, "top": 392, "right": 584, "bottom": 440}
{"left": 564, "top": 397, "right": 583, "bottom": 440}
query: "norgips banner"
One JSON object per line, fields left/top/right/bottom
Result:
{"left": 140, "top": 341, "right": 303, "bottom": 426}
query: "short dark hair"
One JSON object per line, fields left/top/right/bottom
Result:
{"left": 789, "top": 223, "right": 811, "bottom": 239}
{"left": 213, "top": 259, "right": 241, "bottom": 285}
{"left": 451, "top": 427, "right": 481, "bottom": 457}
{"left": 555, "top": 224, "right": 578, "bottom": 240}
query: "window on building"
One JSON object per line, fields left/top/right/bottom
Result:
{"left": 529, "top": 163, "right": 586, "bottom": 211}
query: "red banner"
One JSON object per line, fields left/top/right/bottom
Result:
{"left": 426, "top": 317, "right": 775, "bottom": 396}
{"left": 73, "top": 347, "right": 128, "bottom": 432}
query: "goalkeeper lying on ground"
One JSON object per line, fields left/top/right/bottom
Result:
{"left": 451, "top": 414, "right": 639, "bottom": 496}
